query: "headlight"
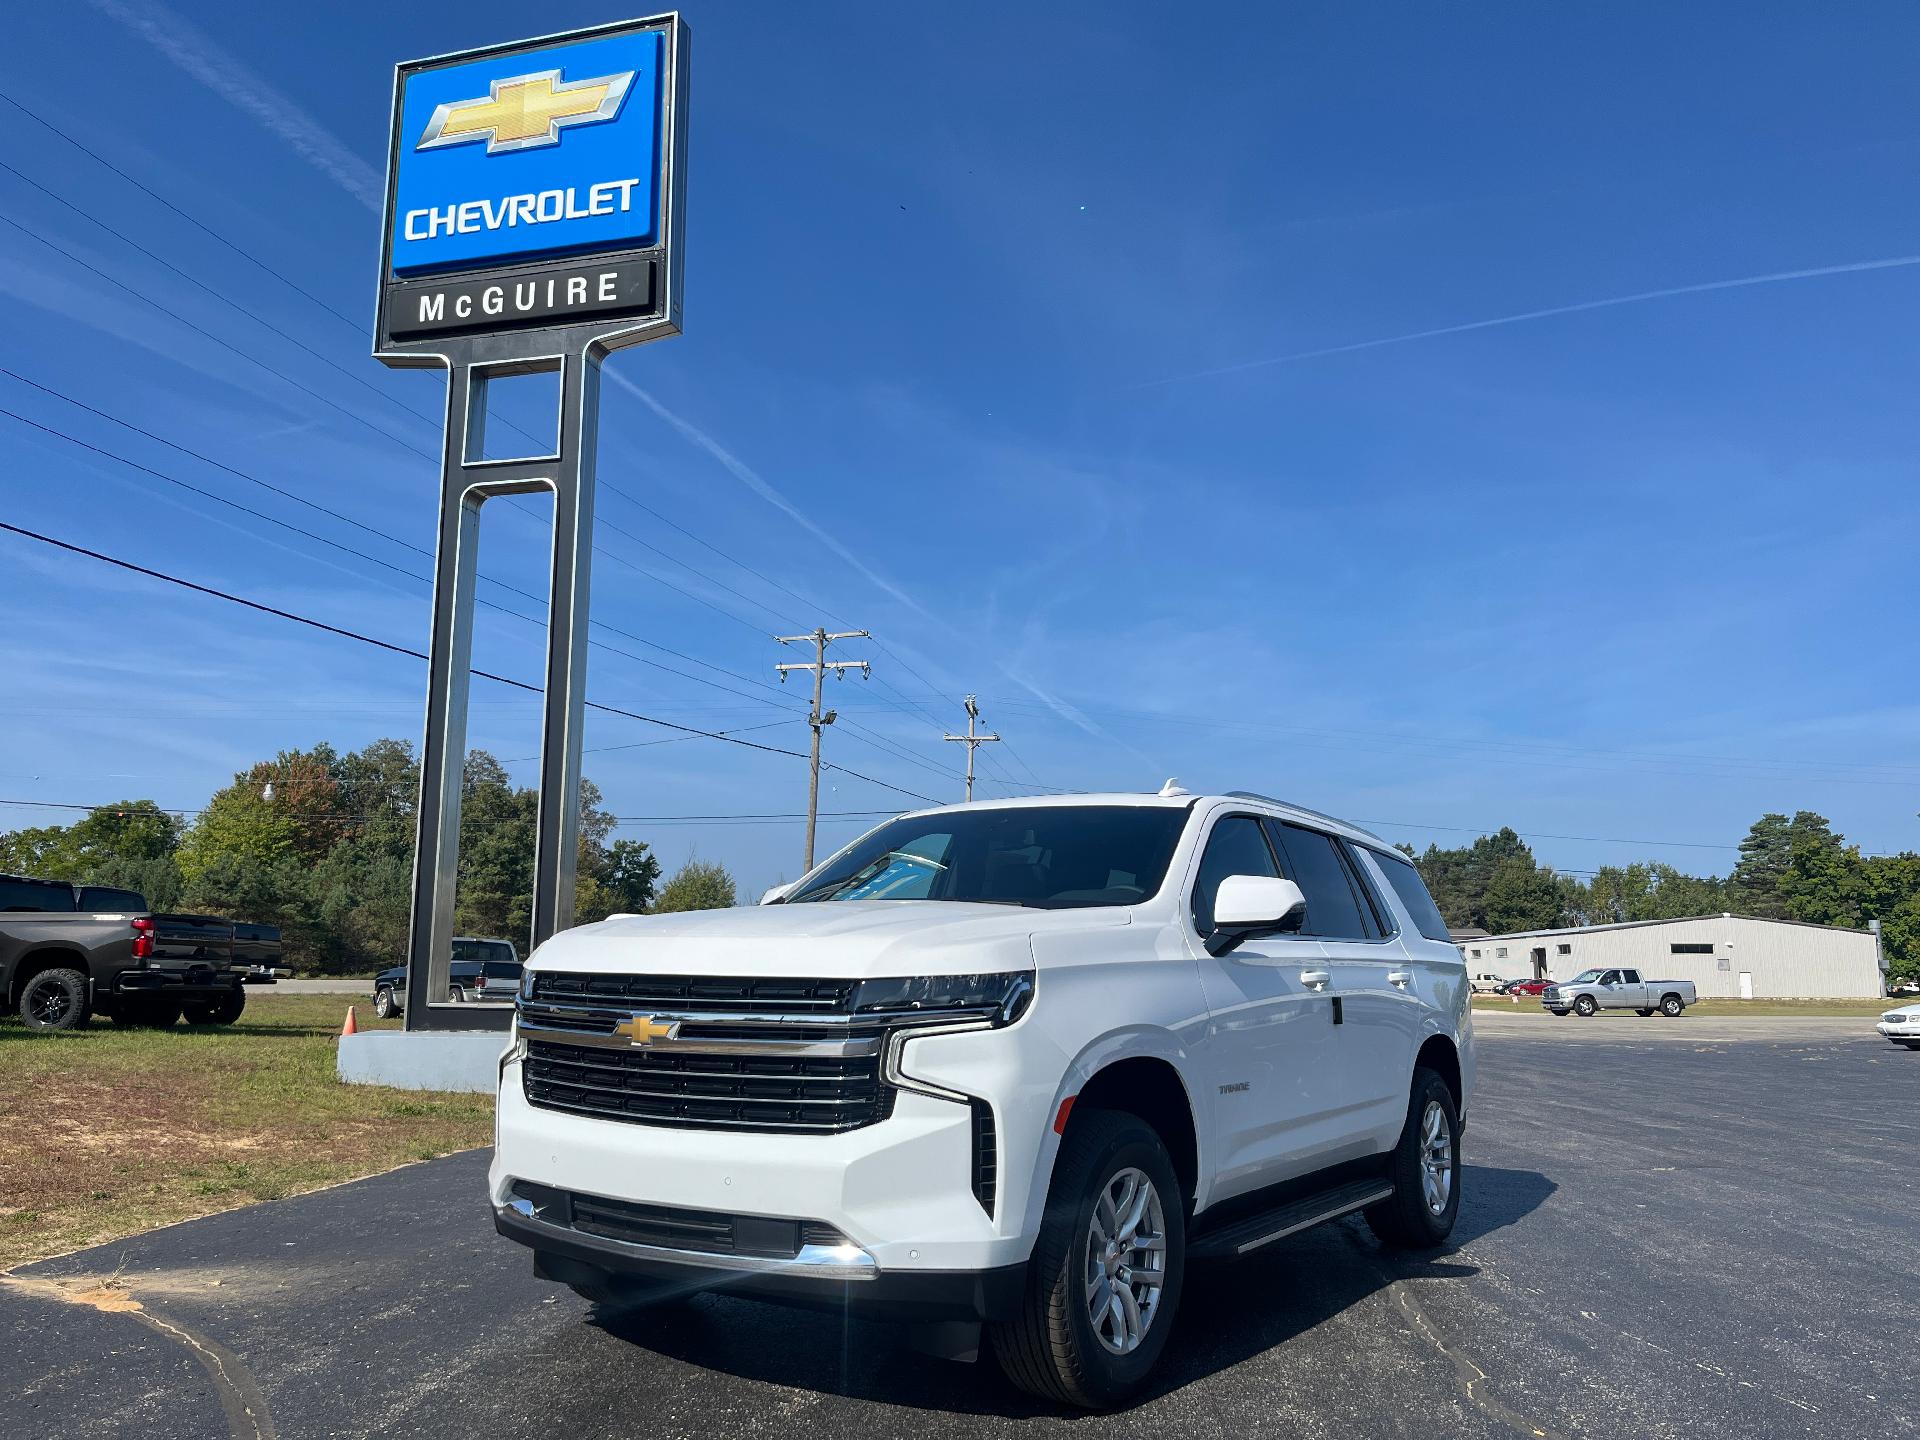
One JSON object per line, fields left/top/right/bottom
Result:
{"left": 851, "top": 971, "right": 1034, "bottom": 1026}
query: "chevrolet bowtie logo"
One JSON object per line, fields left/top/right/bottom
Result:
{"left": 613, "top": 1014, "right": 679, "bottom": 1047}
{"left": 418, "top": 68, "right": 635, "bottom": 155}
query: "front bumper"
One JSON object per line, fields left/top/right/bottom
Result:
{"left": 492, "top": 1192, "right": 1026, "bottom": 1321}
{"left": 491, "top": 1048, "right": 1036, "bottom": 1277}
{"left": 1878, "top": 1023, "right": 1920, "bottom": 1041}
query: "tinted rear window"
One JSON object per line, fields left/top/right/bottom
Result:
{"left": 451, "top": 940, "right": 518, "bottom": 964}
{"left": 78, "top": 887, "right": 147, "bottom": 913}
{"left": 0, "top": 878, "right": 75, "bottom": 912}
{"left": 1371, "top": 851, "right": 1453, "bottom": 943}
{"left": 481, "top": 961, "right": 523, "bottom": 980}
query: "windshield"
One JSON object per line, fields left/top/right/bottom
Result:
{"left": 1569, "top": 969, "right": 1605, "bottom": 984}
{"left": 786, "top": 804, "right": 1189, "bottom": 909}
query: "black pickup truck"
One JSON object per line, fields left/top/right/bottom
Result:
{"left": 0, "top": 873, "right": 284, "bottom": 1032}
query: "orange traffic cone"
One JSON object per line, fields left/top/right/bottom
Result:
{"left": 342, "top": 1005, "right": 358, "bottom": 1036}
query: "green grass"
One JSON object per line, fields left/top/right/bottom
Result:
{"left": 1472, "top": 994, "right": 1897, "bottom": 1018}
{"left": 0, "top": 993, "right": 493, "bottom": 1270}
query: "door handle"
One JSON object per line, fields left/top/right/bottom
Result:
{"left": 1388, "top": 970, "right": 1413, "bottom": 988}
{"left": 1300, "top": 970, "right": 1330, "bottom": 990}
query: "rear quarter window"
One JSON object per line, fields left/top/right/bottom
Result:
{"left": 1371, "top": 851, "right": 1454, "bottom": 944}
{"left": 0, "top": 879, "right": 76, "bottom": 912}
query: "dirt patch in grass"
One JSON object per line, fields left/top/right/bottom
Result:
{"left": 0, "top": 994, "right": 492, "bottom": 1269}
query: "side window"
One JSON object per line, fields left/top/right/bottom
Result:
{"left": 1268, "top": 824, "right": 1368, "bottom": 940}
{"left": 1371, "top": 850, "right": 1453, "bottom": 943}
{"left": 78, "top": 886, "right": 147, "bottom": 913}
{"left": 1599, "top": 971, "right": 1620, "bottom": 985}
{"left": 1621, "top": 969, "right": 1640, "bottom": 984}
{"left": 1189, "top": 815, "right": 1279, "bottom": 934}
{"left": 1339, "top": 840, "right": 1395, "bottom": 938}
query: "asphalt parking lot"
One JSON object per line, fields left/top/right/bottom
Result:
{"left": 6, "top": 1014, "right": 1916, "bottom": 1440}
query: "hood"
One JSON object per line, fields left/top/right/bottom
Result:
{"left": 528, "top": 900, "right": 1130, "bottom": 980}
{"left": 1886, "top": 1002, "right": 1920, "bottom": 1018}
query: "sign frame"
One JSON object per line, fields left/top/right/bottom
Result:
{"left": 373, "top": 14, "right": 688, "bottom": 1033}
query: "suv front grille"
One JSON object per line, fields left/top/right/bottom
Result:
{"left": 519, "top": 972, "right": 895, "bottom": 1135}
{"left": 522, "top": 1039, "right": 893, "bottom": 1133}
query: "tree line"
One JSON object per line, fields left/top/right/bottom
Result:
{"left": 0, "top": 739, "right": 738, "bottom": 975}
{"left": 1402, "top": 810, "right": 1918, "bottom": 985}
{"left": 5, "top": 751, "right": 1912, "bottom": 987}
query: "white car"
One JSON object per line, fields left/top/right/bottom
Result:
{"left": 1877, "top": 1002, "right": 1920, "bottom": 1049}
{"left": 491, "top": 789, "right": 1472, "bottom": 1409}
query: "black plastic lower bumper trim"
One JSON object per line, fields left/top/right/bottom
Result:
{"left": 495, "top": 1203, "right": 1026, "bottom": 1322}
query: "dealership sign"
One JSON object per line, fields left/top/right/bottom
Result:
{"left": 373, "top": 16, "right": 687, "bottom": 1032}
{"left": 375, "top": 15, "right": 686, "bottom": 353}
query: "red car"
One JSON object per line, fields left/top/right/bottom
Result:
{"left": 1503, "top": 978, "right": 1551, "bottom": 997}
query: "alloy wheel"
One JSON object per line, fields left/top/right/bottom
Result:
{"left": 1419, "top": 1099, "right": 1453, "bottom": 1215}
{"left": 1084, "top": 1166, "right": 1167, "bottom": 1355}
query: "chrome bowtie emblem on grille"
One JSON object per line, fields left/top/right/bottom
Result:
{"left": 613, "top": 1014, "right": 679, "bottom": 1047}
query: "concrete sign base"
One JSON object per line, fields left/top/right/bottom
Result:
{"left": 338, "top": 1031, "right": 503, "bottom": 1093}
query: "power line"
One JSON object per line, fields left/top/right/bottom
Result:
{"left": 0, "top": 389, "right": 806, "bottom": 714}
{"left": 0, "top": 88, "right": 365, "bottom": 332}
{"left": 0, "top": 521, "right": 939, "bottom": 806}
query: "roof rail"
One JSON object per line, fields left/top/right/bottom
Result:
{"left": 1222, "top": 792, "right": 1388, "bottom": 845}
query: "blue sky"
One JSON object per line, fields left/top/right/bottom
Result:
{"left": 3, "top": 0, "right": 1917, "bottom": 904}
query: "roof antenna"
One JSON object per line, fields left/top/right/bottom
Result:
{"left": 1158, "top": 777, "right": 1188, "bottom": 797}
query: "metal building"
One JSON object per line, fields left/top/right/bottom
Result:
{"left": 1460, "top": 914, "right": 1885, "bottom": 999}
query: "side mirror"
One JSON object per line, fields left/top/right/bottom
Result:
{"left": 760, "top": 881, "right": 795, "bottom": 906}
{"left": 1207, "top": 875, "right": 1308, "bottom": 956}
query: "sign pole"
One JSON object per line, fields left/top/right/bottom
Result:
{"left": 373, "top": 15, "right": 688, "bottom": 1032}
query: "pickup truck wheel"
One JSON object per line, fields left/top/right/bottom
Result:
{"left": 989, "top": 1110, "right": 1185, "bottom": 1410}
{"left": 1365, "top": 1068, "right": 1462, "bottom": 1250}
{"left": 183, "top": 988, "right": 246, "bottom": 1026}
{"left": 19, "top": 968, "right": 90, "bottom": 1032}
{"left": 447, "top": 985, "right": 466, "bottom": 1004}
{"left": 373, "top": 987, "right": 397, "bottom": 1020}
{"left": 1659, "top": 994, "right": 1685, "bottom": 1016}
{"left": 1572, "top": 995, "right": 1598, "bottom": 1017}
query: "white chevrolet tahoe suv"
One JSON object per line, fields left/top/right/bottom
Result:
{"left": 491, "top": 790, "right": 1472, "bottom": 1408}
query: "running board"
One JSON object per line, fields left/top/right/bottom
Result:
{"left": 1188, "top": 1179, "right": 1394, "bottom": 1260}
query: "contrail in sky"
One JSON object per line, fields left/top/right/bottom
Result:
{"left": 1143, "top": 253, "right": 1920, "bottom": 386}
{"left": 606, "top": 371, "right": 1154, "bottom": 760}
{"left": 88, "top": 0, "right": 384, "bottom": 212}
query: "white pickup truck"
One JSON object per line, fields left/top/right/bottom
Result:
{"left": 1543, "top": 967, "right": 1697, "bottom": 1017}
{"left": 491, "top": 790, "right": 1473, "bottom": 1408}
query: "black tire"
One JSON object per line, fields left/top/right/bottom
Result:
{"left": 183, "top": 988, "right": 246, "bottom": 1026}
{"left": 112, "top": 998, "right": 183, "bottom": 1028}
{"left": 1635, "top": 1008, "right": 1654, "bottom": 1017}
{"left": 1659, "top": 994, "right": 1685, "bottom": 1017}
{"left": 1573, "top": 995, "right": 1598, "bottom": 1017}
{"left": 1365, "top": 1068, "right": 1462, "bottom": 1249}
{"left": 373, "top": 986, "right": 398, "bottom": 1020}
{"left": 448, "top": 985, "right": 466, "bottom": 1004}
{"left": 19, "top": 967, "right": 90, "bottom": 1032}
{"left": 989, "top": 1110, "right": 1186, "bottom": 1410}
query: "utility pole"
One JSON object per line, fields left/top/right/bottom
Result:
{"left": 776, "top": 628, "right": 871, "bottom": 870}
{"left": 945, "top": 695, "right": 1001, "bottom": 803}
